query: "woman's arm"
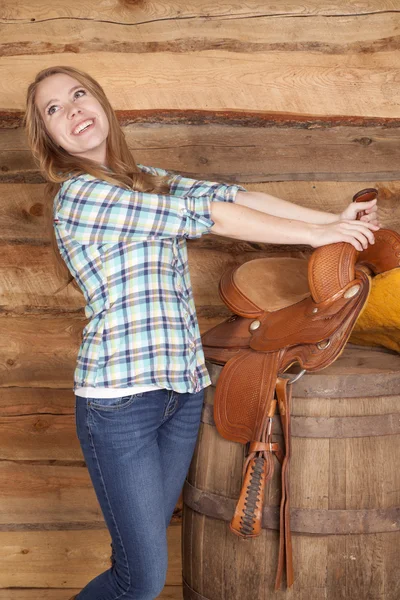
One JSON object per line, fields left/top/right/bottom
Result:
{"left": 235, "top": 190, "right": 338, "bottom": 224}
{"left": 209, "top": 201, "right": 378, "bottom": 251}
{"left": 235, "top": 190, "right": 379, "bottom": 226}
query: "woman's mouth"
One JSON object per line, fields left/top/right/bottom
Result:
{"left": 72, "top": 119, "right": 95, "bottom": 136}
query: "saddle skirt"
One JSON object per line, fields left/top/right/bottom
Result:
{"left": 201, "top": 193, "right": 400, "bottom": 590}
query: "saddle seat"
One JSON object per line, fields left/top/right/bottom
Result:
{"left": 221, "top": 257, "right": 310, "bottom": 316}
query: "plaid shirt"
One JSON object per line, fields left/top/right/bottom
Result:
{"left": 53, "top": 164, "right": 245, "bottom": 393}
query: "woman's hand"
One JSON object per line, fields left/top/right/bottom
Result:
{"left": 339, "top": 198, "right": 380, "bottom": 226}
{"left": 309, "top": 219, "right": 380, "bottom": 251}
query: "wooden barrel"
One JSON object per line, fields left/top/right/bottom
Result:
{"left": 182, "top": 346, "right": 400, "bottom": 600}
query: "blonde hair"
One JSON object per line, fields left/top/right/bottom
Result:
{"left": 24, "top": 65, "right": 172, "bottom": 291}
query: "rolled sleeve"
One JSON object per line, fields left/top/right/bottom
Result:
{"left": 55, "top": 167, "right": 247, "bottom": 245}
{"left": 55, "top": 175, "right": 216, "bottom": 244}
{"left": 137, "top": 163, "right": 246, "bottom": 204}
{"left": 137, "top": 164, "right": 246, "bottom": 237}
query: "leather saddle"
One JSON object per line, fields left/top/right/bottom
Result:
{"left": 201, "top": 189, "right": 400, "bottom": 589}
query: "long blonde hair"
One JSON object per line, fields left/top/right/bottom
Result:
{"left": 24, "top": 65, "right": 172, "bottom": 292}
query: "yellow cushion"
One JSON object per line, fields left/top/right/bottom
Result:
{"left": 349, "top": 268, "right": 400, "bottom": 353}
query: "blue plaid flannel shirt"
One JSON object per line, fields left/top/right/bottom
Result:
{"left": 53, "top": 164, "right": 246, "bottom": 393}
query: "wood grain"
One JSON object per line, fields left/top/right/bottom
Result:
{"left": 2, "top": 12, "right": 400, "bottom": 55}
{"left": 0, "top": 588, "right": 183, "bottom": 600}
{"left": 0, "top": 462, "right": 102, "bottom": 526}
{"left": 1, "top": 0, "right": 396, "bottom": 22}
{"left": 2, "top": 50, "right": 400, "bottom": 117}
{"left": 0, "top": 315, "right": 85, "bottom": 387}
{"left": 0, "top": 527, "right": 181, "bottom": 587}
{"left": 3, "top": 118, "right": 400, "bottom": 183}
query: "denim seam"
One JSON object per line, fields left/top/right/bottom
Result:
{"left": 161, "top": 390, "right": 178, "bottom": 424}
{"left": 85, "top": 402, "right": 133, "bottom": 598}
{"left": 88, "top": 393, "right": 143, "bottom": 412}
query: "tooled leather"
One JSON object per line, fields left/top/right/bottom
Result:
{"left": 308, "top": 243, "right": 356, "bottom": 303}
{"left": 309, "top": 229, "right": 400, "bottom": 303}
{"left": 356, "top": 229, "right": 400, "bottom": 274}
{"left": 213, "top": 351, "right": 280, "bottom": 444}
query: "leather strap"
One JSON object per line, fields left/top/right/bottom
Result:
{"left": 274, "top": 377, "right": 294, "bottom": 590}
{"left": 249, "top": 441, "right": 280, "bottom": 453}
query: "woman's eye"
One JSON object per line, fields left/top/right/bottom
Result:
{"left": 47, "top": 89, "right": 86, "bottom": 115}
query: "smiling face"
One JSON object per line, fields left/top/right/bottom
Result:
{"left": 35, "top": 73, "right": 110, "bottom": 165}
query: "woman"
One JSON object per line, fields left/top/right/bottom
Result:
{"left": 24, "top": 66, "right": 379, "bottom": 600}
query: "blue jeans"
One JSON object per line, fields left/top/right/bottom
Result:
{"left": 74, "top": 387, "right": 205, "bottom": 600}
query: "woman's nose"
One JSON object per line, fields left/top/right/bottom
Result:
{"left": 67, "top": 106, "right": 82, "bottom": 119}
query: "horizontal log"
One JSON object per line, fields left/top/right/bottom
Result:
{"left": 0, "top": 244, "right": 85, "bottom": 314}
{"left": 0, "top": 315, "right": 84, "bottom": 387}
{"left": 0, "top": 244, "right": 85, "bottom": 311}
{"left": 0, "top": 390, "right": 79, "bottom": 460}
{"left": 1, "top": 50, "right": 400, "bottom": 117}
{"left": 0, "top": 387, "right": 74, "bottom": 415}
{"left": 0, "top": 411, "right": 80, "bottom": 460}
{"left": 3, "top": 118, "right": 400, "bottom": 182}
{"left": 1, "top": 181, "right": 399, "bottom": 244}
{"left": 0, "top": 313, "right": 229, "bottom": 387}
{"left": 0, "top": 1, "right": 394, "bottom": 23}
{"left": 0, "top": 387, "right": 80, "bottom": 459}
{"left": 0, "top": 461, "right": 182, "bottom": 528}
{"left": 0, "top": 588, "right": 182, "bottom": 600}
{"left": 0, "top": 527, "right": 181, "bottom": 587}
{"left": 0, "top": 243, "right": 308, "bottom": 311}
{"left": 4, "top": 109, "right": 400, "bottom": 130}
{"left": 0, "top": 461, "right": 102, "bottom": 524}
{"left": 1, "top": 12, "right": 399, "bottom": 56}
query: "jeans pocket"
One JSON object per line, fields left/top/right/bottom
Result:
{"left": 89, "top": 393, "right": 143, "bottom": 412}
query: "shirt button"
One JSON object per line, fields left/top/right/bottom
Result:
{"left": 179, "top": 208, "right": 186, "bottom": 216}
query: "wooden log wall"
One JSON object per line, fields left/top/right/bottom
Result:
{"left": 1, "top": 2, "right": 400, "bottom": 598}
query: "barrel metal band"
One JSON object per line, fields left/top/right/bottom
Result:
{"left": 201, "top": 403, "right": 400, "bottom": 438}
{"left": 183, "top": 481, "right": 400, "bottom": 534}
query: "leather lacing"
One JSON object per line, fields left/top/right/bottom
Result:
{"left": 239, "top": 455, "right": 265, "bottom": 535}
